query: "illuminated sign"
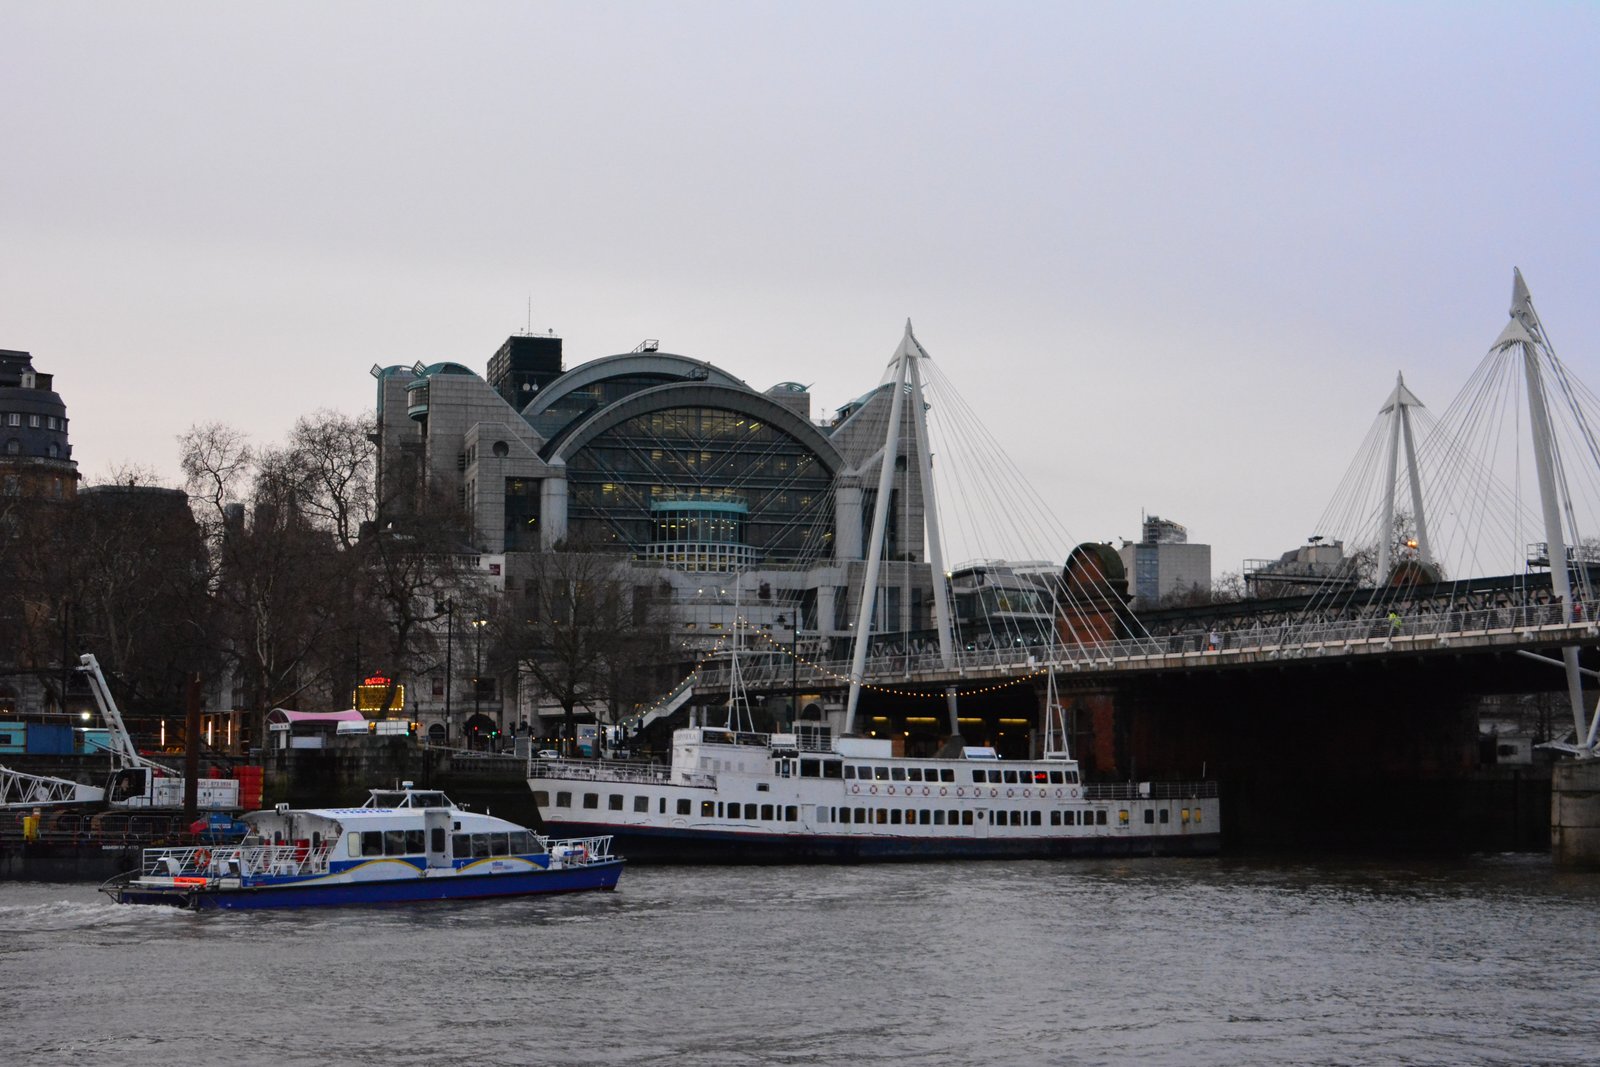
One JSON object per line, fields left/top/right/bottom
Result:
{"left": 354, "top": 677, "right": 405, "bottom": 715}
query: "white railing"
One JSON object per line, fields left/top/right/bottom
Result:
{"left": 688, "top": 599, "right": 1596, "bottom": 691}
{"left": 549, "top": 835, "right": 617, "bottom": 866}
{"left": 138, "top": 842, "right": 334, "bottom": 879}
{"left": 528, "top": 757, "right": 715, "bottom": 789}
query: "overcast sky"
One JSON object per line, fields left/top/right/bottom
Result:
{"left": 4, "top": 2, "right": 1597, "bottom": 576}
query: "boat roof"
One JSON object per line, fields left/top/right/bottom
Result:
{"left": 243, "top": 785, "right": 531, "bottom": 834}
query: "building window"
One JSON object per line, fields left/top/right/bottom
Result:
{"left": 6, "top": 414, "right": 18, "bottom": 426}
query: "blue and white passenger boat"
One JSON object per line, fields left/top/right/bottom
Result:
{"left": 101, "top": 783, "right": 622, "bottom": 909}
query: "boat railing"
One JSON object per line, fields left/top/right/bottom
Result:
{"left": 548, "top": 834, "right": 617, "bottom": 866}
{"left": 528, "top": 757, "right": 679, "bottom": 786}
{"left": 135, "top": 841, "right": 334, "bottom": 879}
{"left": 1083, "top": 781, "right": 1220, "bottom": 801}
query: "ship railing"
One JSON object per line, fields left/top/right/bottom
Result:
{"left": 1083, "top": 781, "right": 1219, "bottom": 801}
{"left": 549, "top": 834, "right": 616, "bottom": 866}
{"left": 528, "top": 757, "right": 674, "bottom": 786}
{"left": 135, "top": 841, "right": 333, "bottom": 879}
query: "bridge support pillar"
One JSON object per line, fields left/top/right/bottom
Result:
{"left": 1551, "top": 760, "right": 1600, "bottom": 868}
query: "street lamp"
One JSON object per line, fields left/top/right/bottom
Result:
{"left": 472, "top": 617, "right": 487, "bottom": 746}
{"left": 777, "top": 613, "right": 798, "bottom": 729}
{"left": 443, "top": 601, "right": 454, "bottom": 744}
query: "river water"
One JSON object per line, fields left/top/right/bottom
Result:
{"left": 2, "top": 854, "right": 1598, "bottom": 1066}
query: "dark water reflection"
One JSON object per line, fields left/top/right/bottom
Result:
{"left": 3, "top": 854, "right": 1599, "bottom": 1066}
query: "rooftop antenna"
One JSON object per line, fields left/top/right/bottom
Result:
{"left": 525, "top": 295, "right": 533, "bottom": 336}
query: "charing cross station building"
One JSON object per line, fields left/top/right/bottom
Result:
{"left": 373, "top": 334, "right": 952, "bottom": 734}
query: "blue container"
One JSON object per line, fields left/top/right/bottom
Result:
{"left": 26, "top": 723, "right": 74, "bottom": 755}
{"left": 77, "top": 728, "right": 113, "bottom": 754}
{"left": 0, "top": 723, "right": 24, "bottom": 754}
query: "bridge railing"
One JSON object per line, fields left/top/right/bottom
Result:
{"left": 689, "top": 599, "right": 1595, "bottom": 693}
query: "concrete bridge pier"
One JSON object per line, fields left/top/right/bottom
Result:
{"left": 1551, "top": 760, "right": 1600, "bottom": 867}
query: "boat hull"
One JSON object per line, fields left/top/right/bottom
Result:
{"left": 114, "top": 859, "right": 623, "bottom": 910}
{"left": 537, "top": 820, "right": 1220, "bottom": 864}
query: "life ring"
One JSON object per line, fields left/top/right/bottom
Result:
{"left": 1070, "top": 787, "right": 1080, "bottom": 799}
{"left": 922, "top": 786, "right": 930, "bottom": 796}
{"left": 870, "top": 785, "right": 878, "bottom": 795}
{"left": 193, "top": 848, "right": 211, "bottom": 868}
{"left": 1007, "top": 789, "right": 1015, "bottom": 798}
{"left": 956, "top": 788, "right": 965, "bottom": 797}
{"left": 940, "top": 787, "right": 948, "bottom": 797}
{"left": 990, "top": 788, "right": 998, "bottom": 798}
{"left": 851, "top": 784, "right": 860, "bottom": 794}
{"left": 1056, "top": 789, "right": 1063, "bottom": 799}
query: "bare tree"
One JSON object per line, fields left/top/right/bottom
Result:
{"left": 493, "top": 547, "right": 666, "bottom": 754}
{"left": 288, "top": 409, "right": 375, "bottom": 550}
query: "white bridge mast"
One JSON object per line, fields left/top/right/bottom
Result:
{"left": 844, "top": 322, "right": 960, "bottom": 736}
{"left": 1375, "top": 372, "right": 1433, "bottom": 579}
{"left": 1494, "top": 269, "right": 1589, "bottom": 747}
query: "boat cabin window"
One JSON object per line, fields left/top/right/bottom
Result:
{"left": 843, "top": 765, "right": 856, "bottom": 779}
{"left": 583, "top": 793, "right": 599, "bottom": 809}
{"left": 452, "top": 833, "right": 469, "bottom": 856}
{"left": 634, "top": 796, "right": 649, "bottom": 813}
{"left": 609, "top": 794, "right": 624, "bottom": 810}
{"left": 971, "top": 770, "right": 984, "bottom": 783}
{"left": 873, "top": 766, "right": 889, "bottom": 781}
{"left": 822, "top": 761, "right": 842, "bottom": 779}
{"left": 890, "top": 767, "right": 906, "bottom": 781}
{"left": 800, "top": 759, "right": 821, "bottom": 778}
{"left": 1002, "top": 770, "right": 1018, "bottom": 784}
{"left": 940, "top": 769, "right": 955, "bottom": 782}
{"left": 472, "top": 834, "right": 491, "bottom": 858}
{"left": 431, "top": 828, "right": 446, "bottom": 852}
{"left": 907, "top": 768, "right": 922, "bottom": 782}
{"left": 555, "top": 791, "right": 571, "bottom": 808}
{"left": 1049, "top": 771, "right": 1064, "bottom": 784}
{"left": 510, "top": 831, "right": 540, "bottom": 854}
{"left": 490, "top": 834, "right": 510, "bottom": 856}
{"left": 678, "top": 799, "right": 691, "bottom": 815}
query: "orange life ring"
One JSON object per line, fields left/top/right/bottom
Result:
{"left": 922, "top": 786, "right": 930, "bottom": 796}
{"left": 956, "top": 788, "right": 964, "bottom": 797}
{"left": 193, "top": 848, "right": 211, "bottom": 868}
{"left": 1070, "top": 788, "right": 1080, "bottom": 799}
{"left": 851, "top": 783, "right": 860, "bottom": 794}
{"left": 940, "top": 787, "right": 948, "bottom": 797}
{"left": 1023, "top": 789, "right": 1031, "bottom": 798}
{"left": 870, "top": 785, "right": 878, "bottom": 795}
{"left": 990, "top": 788, "right": 998, "bottom": 798}
{"left": 1007, "top": 789, "right": 1015, "bottom": 798}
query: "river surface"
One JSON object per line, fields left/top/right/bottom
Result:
{"left": 2, "top": 853, "right": 1598, "bottom": 1066}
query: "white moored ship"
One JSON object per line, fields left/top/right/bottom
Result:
{"left": 529, "top": 720, "right": 1218, "bottom": 863}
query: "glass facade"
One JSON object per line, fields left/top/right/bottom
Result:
{"left": 504, "top": 477, "right": 541, "bottom": 550}
{"left": 564, "top": 406, "right": 834, "bottom": 565}
{"left": 530, "top": 373, "right": 682, "bottom": 443}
